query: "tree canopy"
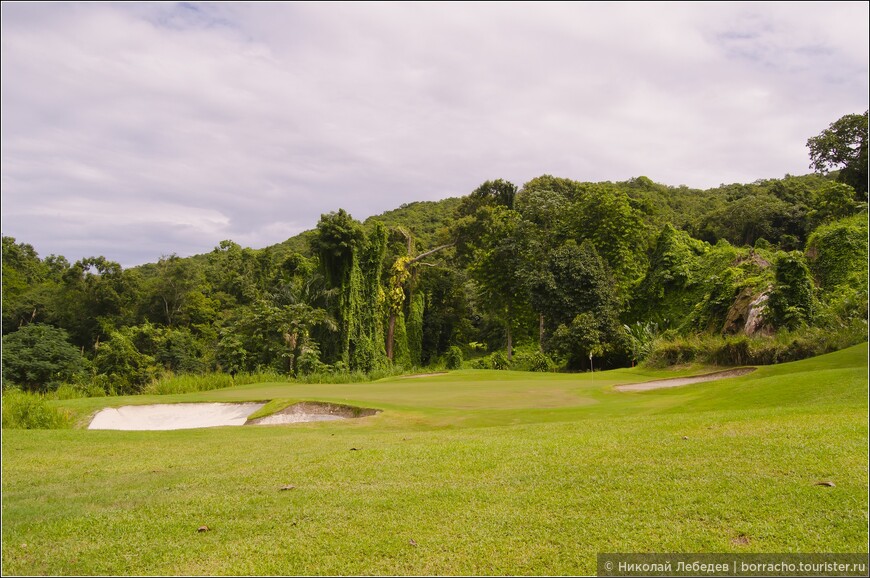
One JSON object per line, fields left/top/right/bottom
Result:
{"left": 807, "top": 110, "right": 868, "bottom": 198}
{"left": 1, "top": 112, "right": 866, "bottom": 389}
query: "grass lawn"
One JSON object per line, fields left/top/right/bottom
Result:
{"left": 2, "top": 344, "right": 867, "bottom": 575}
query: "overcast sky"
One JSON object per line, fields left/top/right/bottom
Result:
{"left": 2, "top": 2, "right": 868, "bottom": 267}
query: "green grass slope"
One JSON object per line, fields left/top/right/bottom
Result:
{"left": 2, "top": 345, "right": 867, "bottom": 575}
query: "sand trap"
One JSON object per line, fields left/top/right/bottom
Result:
{"left": 397, "top": 372, "right": 448, "bottom": 379}
{"left": 248, "top": 402, "right": 380, "bottom": 425}
{"left": 614, "top": 367, "right": 756, "bottom": 392}
{"left": 89, "top": 401, "right": 381, "bottom": 430}
{"left": 88, "top": 402, "right": 265, "bottom": 431}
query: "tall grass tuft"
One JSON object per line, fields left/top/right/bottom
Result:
{"left": 293, "top": 365, "right": 411, "bottom": 384}
{"left": 2, "top": 389, "right": 73, "bottom": 429}
{"left": 142, "top": 371, "right": 292, "bottom": 395}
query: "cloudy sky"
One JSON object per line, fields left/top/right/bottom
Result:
{"left": 2, "top": 2, "right": 868, "bottom": 267}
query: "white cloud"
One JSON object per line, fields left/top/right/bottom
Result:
{"left": 1, "top": 1, "right": 867, "bottom": 266}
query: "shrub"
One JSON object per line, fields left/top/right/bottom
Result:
{"left": 1, "top": 389, "right": 72, "bottom": 429}
{"left": 93, "top": 329, "right": 158, "bottom": 394}
{"left": 644, "top": 337, "right": 700, "bottom": 367}
{"left": 623, "top": 321, "right": 660, "bottom": 364}
{"left": 511, "top": 348, "right": 557, "bottom": 372}
{"left": 445, "top": 346, "right": 463, "bottom": 370}
{"left": 297, "top": 343, "right": 329, "bottom": 376}
{"left": 709, "top": 335, "right": 753, "bottom": 366}
{"left": 488, "top": 351, "right": 510, "bottom": 370}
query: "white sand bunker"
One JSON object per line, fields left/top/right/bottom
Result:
{"left": 248, "top": 402, "right": 380, "bottom": 425}
{"left": 88, "top": 402, "right": 265, "bottom": 431}
{"left": 614, "top": 367, "right": 756, "bottom": 392}
{"left": 89, "top": 401, "right": 381, "bottom": 431}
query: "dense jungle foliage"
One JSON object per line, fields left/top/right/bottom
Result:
{"left": 2, "top": 113, "right": 868, "bottom": 395}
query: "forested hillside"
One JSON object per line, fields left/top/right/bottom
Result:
{"left": 2, "top": 113, "right": 867, "bottom": 395}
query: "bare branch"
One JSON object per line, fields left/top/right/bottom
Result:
{"left": 409, "top": 243, "right": 455, "bottom": 264}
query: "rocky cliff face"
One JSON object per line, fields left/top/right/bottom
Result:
{"left": 722, "top": 287, "right": 772, "bottom": 336}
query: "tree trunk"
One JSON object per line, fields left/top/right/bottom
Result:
{"left": 506, "top": 323, "right": 513, "bottom": 361}
{"left": 538, "top": 313, "right": 544, "bottom": 350}
{"left": 386, "top": 313, "right": 396, "bottom": 360}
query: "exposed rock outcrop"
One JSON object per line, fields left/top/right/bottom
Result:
{"left": 722, "top": 287, "right": 772, "bottom": 336}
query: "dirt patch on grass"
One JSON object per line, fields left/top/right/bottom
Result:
{"left": 614, "top": 368, "right": 757, "bottom": 392}
{"left": 247, "top": 402, "right": 380, "bottom": 425}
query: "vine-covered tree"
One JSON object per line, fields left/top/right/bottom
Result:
{"left": 768, "top": 251, "right": 815, "bottom": 330}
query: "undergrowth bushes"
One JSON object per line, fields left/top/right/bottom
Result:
{"left": 142, "top": 371, "right": 290, "bottom": 395}
{"left": 645, "top": 321, "right": 867, "bottom": 367}
{"left": 469, "top": 346, "right": 557, "bottom": 371}
{"left": 143, "top": 365, "right": 415, "bottom": 392}
{"left": 2, "top": 389, "right": 72, "bottom": 429}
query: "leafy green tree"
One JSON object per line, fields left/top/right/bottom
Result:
{"left": 146, "top": 254, "right": 204, "bottom": 326}
{"left": 2, "top": 324, "right": 85, "bottom": 392}
{"left": 310, "top": 210, "right": 364, "bottom": 288}
{"left": 418, "top": 267, "right": 473, "bottom": 365}
{"left": 551, "top": 312, "right": 605, "bottom": 371}
{"left": 2, "top": 237, "right": 45, "bottom": 314}
{"left": 153, "top": 326, "right": 208, "bottom": 374}
{"left": 521, "top": 174, "right": 585, "bottom": 202}
{"left": 528, "top": 239, "right": 617, "bottom": 332}
{"left": 515, "top": 184, "right": 574, "bottom": 346}
{"left": 696, "top": 193, "right": 804, "bottom": 248}
{"left": 458, "top": 205, "right": 531, "bottom": 360}
{"left": 455, "top": 179, "right": 517, "bottom": 218}
{"left": 206, "top": 240, "right": 263, "bottom": 308}
{"left": 93, "top": 327, "right": 157, "bottom": 393}
{"left": 216, "top": 329, "right": 248, "bottom": 375}
{"left": 566, "top": 183, "right": 649, "bottom": 291}
{"left": 275, "top": 303, "right": 337, "bottom": 375}
{"left": 807, "top": 110, "right": 868, "bottom": 198}
{"left": 1, "top": 237, "right": 66, "bottom": 332}
{"left": 56, "top": 257, "right": 137, "bottom": 349}
{"left": 528, "top": 239, "right": 622, "bottom": 368}
{"left": 807, "top": 182, "right": 865, "bottom": 228}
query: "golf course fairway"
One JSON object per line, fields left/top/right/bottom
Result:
{"left": 2, "top": 344, "right": 867, "bottom": 575}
